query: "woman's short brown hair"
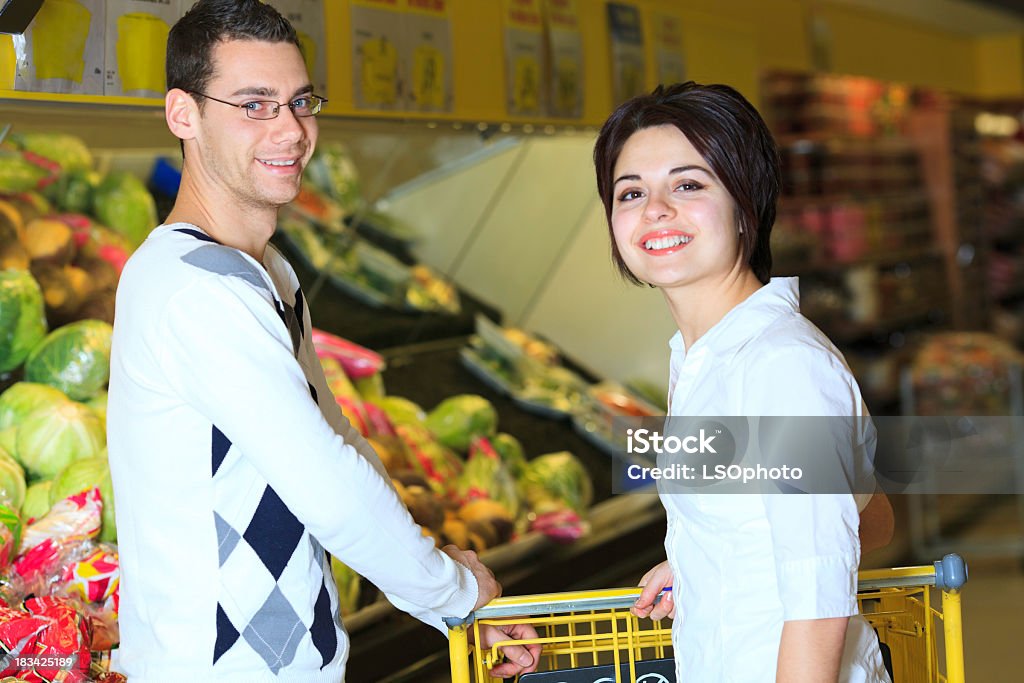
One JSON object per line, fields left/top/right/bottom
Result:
{"left": 593, "top": 82, "right": 780, "bottom": 285}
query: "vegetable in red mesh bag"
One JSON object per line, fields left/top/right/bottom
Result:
{"left": 60, "top": 547, "right": 117, "bottom": 606}
{"left": 395, "top": 424, "right": 463, "bottom": 498}
{"left": 10, "top": 490, "right": 103, "bottom": 601}
{"left": 19, "top": 596, "right": 92, "bottom": 682}
{"left": 0, "top": 605, "right": 49, "bottom": 675}
{"left": 311, "top": 329, "right": 384, "bottom": 380}
{"left": 18, "top": 489, "right": 101, "bottom": 557}
{"left": 0, "top": 597, "right": 91, "bottom": 682}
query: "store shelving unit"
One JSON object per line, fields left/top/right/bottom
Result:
{"left": 762, "top": 70, "right": 953, "bottom": 413}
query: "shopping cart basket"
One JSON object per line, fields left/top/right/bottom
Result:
{"left": 446, "top": 553, "right": 968, "bottom": 683}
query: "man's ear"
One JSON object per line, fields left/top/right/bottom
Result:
{"left": 166, "top": 88, "right": 199, "bottom": 142}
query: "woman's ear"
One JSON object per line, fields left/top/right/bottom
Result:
{"left": 165, "top": 88, "right": 198, "bottom": 143}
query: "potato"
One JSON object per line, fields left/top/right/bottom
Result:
{"left": 24, "top": 218, "right": 74, "bottom": 267}
{"left": 402, "top": 486, "right": 445, "bottom": 532}
{"left": 0, "top": 240, "right": 30, "bottom": 271}
{"left": 441, "top": 518, "right": 471, "bottom": 550}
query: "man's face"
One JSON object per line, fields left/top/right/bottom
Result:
{"left": 190, "top": 39, "right": 318, "bottom": 210}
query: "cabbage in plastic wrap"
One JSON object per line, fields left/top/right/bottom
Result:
{"left": 424, "top": 394, "right": 498, "bottom": 452}
{"left": 25, "top": 319, "right": 112, "bottom": 401}
{"left": 93, "top": 171, "right": 158, "bottom": 247}
{"left": 0, "top": 270, "right": 47, "bottom": 374}
{"left": 455, "top": 437, "right": 520, "bottom": 518}
{"left": 304, "top": 143, "right": 362, "bottom": 213}
{"left": 520, "top": 451, "right": 593, "bottom": 515}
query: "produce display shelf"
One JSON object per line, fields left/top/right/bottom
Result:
{"left": 277, "top": 234, "right": 502, "bottom": 349}
{"left": 341, "top": 338, "right": 668, "bottom": 681}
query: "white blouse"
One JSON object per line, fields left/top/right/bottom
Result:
{"left": 661, "top": 277, "right": 890, "bottom": 682}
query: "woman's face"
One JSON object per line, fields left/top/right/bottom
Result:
{"left": 610, "top": 124, "right": 744, "bottom": 291}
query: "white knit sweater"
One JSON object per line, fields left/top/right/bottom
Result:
{"left": 107, "top": 224, "right": 477, "bottom": 682}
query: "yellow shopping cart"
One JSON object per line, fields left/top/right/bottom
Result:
{"left": 446, "top": 554, "right": 968, "bottom": 683}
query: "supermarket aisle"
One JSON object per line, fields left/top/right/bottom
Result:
{"left": 961, "top": 561, "right": 1024, "bottom": 683}
{"left": 870, "top": 494, "right": 1024, "bottom": 683}
{"left": 941, "top": 496, "right": 1024, "bottom": 683}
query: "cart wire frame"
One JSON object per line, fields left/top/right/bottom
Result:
{"left": 445, "top": 553, "right": 968, "bottom": 683}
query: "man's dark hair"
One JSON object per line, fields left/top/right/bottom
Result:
{"left": 167, "top": 0, "right": 300, "bottom": 106}
{"left": 593, "top": 82, "right": 780, "bottom": 286}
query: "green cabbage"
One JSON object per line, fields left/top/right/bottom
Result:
{"left": 0, "top": 447, "right": 26, "bottom": 510}
{"left": 93, "top": 171, "right": 157, "bottom": 247}
{"left": 25, "top": 319, "right": 112, "bottom": 401}
{"left": 85, "top": 390, "right": 107, "bottom": 425}
{"left": 330, "top": 555, "right": 361, "bottom": 617}
{"left": 16, "top": 399, "right": 104, "bottom": 480}
{"left": 305, "top": 143, "right": 361, "bottom": 212}
{"left": 0, "top": 382, "right": 67, "bottom": 430}
{"left": 49, "top": 455, "right": 115, "bottom": 542}
{"left": 371, "top": 396, "right": 426, "bottom": 427}
{"left": 20, "top": 479, "right": 51, "bottom": 522}
{"left": 0, "top": 270, "right": 47, "bottom": 374}
{"left": 0, "top": 428, "right": 15, "bottom": 459}
{"left": 47, "top": 169, "right": 101, "bottom": 214}
{"left": 395, "top": 423, "right": 464, "bottom": 498}
{"left": 456, "top": 439, "right": 520, "bottom": 518}
{"left": 520, "top": 451, "right": 593, "bottom": 515}
{"left": 424, "top": 395, "right": 498, "bottom": 452}
{"left": 10, "top": 133, "right": 93, "bottom": 173}
{"left": 0, "top": 152, "right": 49, "bottom": 193}
{"left": 491, "top": 432, "right": 527, "bottom": 480}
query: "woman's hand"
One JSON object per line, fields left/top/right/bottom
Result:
{"left": 631, "top": 560, "right": 676, "bottom": 620}
{"left": 476, "top": 622, "right": 543, "bottom": 678}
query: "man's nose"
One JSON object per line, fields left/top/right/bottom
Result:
{"left": 270, "top": 105, "right": 307, "bottom": 144}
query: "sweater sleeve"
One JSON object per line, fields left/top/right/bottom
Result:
{"left": 158, "top": 275, "right": 477, "bottom": 633}
{"left": 293, "top": 295, "right": 480, "bottom": 630}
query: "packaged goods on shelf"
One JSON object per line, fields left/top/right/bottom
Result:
{"left": 762, "top": 71, "right": 912, "bottom": 138}
{"left": 460, "top": 315, "right": 589, "bottom": 419}
{"left": 910, "top": 332, "right": 1023, "bottom": 416}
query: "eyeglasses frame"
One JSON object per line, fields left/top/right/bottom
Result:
{"left": 187, "top": 91, "right": 328, "bottom": 119}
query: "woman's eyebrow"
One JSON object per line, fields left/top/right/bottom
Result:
{"left": 669, "top": 164, "right": 713, "bottom": 176}
{"left": 614, "top": 164, "right": 713, "bottom": 186}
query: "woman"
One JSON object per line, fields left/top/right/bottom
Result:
{"left": 593, "top": 82, "right": 895, "bottom": 682}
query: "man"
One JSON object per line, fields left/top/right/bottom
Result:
{"left": 107, "top": 1, "right": 539, "bottom": 680}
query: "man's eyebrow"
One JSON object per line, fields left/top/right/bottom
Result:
{"left": 229, "top": 86, "right": 276, "bottom": 98}
{"left": 613, "top": 164, "right": 714, "bottom": 186}
{"left": 226, "top": 85, "right": 315, "bottom": 99}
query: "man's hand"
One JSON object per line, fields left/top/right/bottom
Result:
{"left": 631, "top": 560, "right": 675, "bottom": 620}
{"left": 442, "top": 545, "right": 501, "bottom": 611}
{"left": 477, "top": 623, "right": 543, "bottom": 678}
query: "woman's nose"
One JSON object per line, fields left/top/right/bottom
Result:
{"left": 644, "top": 193, "right": 674, "bottom": 221}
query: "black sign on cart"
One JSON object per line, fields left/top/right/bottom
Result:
{"left": 519, "top": 657, "right": 676, "bottom": 682}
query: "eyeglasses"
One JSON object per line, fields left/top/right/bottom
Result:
{"left": 189, "top": 91, "right": 327, "bottom": 119}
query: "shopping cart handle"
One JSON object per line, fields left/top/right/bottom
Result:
{"left": 443, "top": 615, "right": 473, "bottom": 629}
{"left": 933, "top": 553, "right": 968, "bottom": 592}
